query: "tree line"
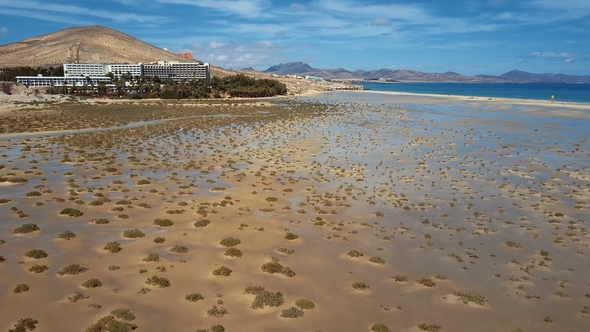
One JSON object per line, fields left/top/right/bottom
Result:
{"left": 0, "top": 66, "right": 64, "bottom": 81}
{"left": 43, "top": 73, "right": 287, "bottom": 99}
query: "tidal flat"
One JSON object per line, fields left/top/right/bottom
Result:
{"left": 0, "top": 93, "right": 589, "bottom": 332}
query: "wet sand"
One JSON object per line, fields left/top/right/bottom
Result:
{"left": 1, "top": 93, "right": 589, "bottom": 331}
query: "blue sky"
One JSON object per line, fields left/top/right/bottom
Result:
{"left": 0, "top": 0, "right": 589, "bottom": 75}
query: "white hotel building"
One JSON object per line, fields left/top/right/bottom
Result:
{"left": 17, "top": 61, "right": 210, "bottom": 87}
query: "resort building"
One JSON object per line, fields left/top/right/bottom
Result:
{"left": 143, "top": 61, "right": 210, "bottom": 80}
{"left": 16, "top": 61, "right": 210, "bottom": 87}
{"left": 16, "top": 75, "right": 111, "bottom": 87}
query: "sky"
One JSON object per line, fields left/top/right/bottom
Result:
{"left": 0, "top": 0, "right": 589, "bottom": 76}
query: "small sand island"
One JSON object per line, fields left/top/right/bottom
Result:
{"left": 1, "top": 90, "right": 589, "bottom": 332}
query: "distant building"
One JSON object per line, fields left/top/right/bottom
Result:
{"left": 143, "top": 61, "right": 210, "bottom": 80}
{"left": 16, "top": 76, "right": 111, "bottom": 87}
{"left": 17, "top": 61, "right": 210, "bottom": 87}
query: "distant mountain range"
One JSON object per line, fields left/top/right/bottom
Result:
{"left": 262, "top": 62, "right": 590, "bottom": 84}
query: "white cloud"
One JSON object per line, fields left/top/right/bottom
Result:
{"left": 157, "top": 0, "right": 267, "bottom": 18}
{"left": 275, "top": 30, "right": 288, "bottom": 37}
{"left": 564, "top": 58, "right": 575, "bottom": 63}
{"left": 185, "top": 40, "right": 281, "bottom": 69}
{"left": 289, "top": 3, "right": 306, "bottom": 11}
{"left": 0, "top": 0, "right": 165, "bottom": 23}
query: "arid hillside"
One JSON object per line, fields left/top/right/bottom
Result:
{"left": 0, "top": 26, "right": 193, "bottom": 67}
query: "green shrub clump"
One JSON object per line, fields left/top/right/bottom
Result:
{"left": 154, "top": 237, "right": 166, "bottom": 243}
{"left": 12, "top": 223, "right": 40, "bottom": 234}
{"left": 280, "top": 306, "right": 304, "bottom": 318}
{"left": 143, "top": 252, "right": 160, "bottom": 262}
{"left": 261, "top": 257, "right": 296, "bottom": 277}
{"left": 26, "top": 191, "right": 42, "bottom": 197}
{"left": 219, "top": 237, "right": 241, "bottom": 247}
{"left": 104, "top": 242, "right": 122, "bottom": 253}
{"left": 295, "top": 299, "right": 316, "bottom": 310}
{"left": 194, "top": 218, "right": 210, "bottom": 227}
{"left": 13, "top": 283, "right": 30, "bottom": 293}
{"left": 170, "top": 245, "right": 189, "bottom": 253}
{"left": 285, "top": 232, "right": 299, "bottom": 240}
{"left": 145, "top": 275, "right": 170, "bottom": 288}
{"left": 25, "top": 249, "right": 48, "bottom": 259}
{"left": 59, "top": 208, "right": 84, "bottom": 217}
{"left": 417, "top": 277, "right": 437, "bottom": 288}
{"left": 82, "top": 278, "right": 103, "bottom": 288}
{"left": 57, "top": 263, "right": 88, "bottom": 276}
{"left": 58, "top": 230, "right": 76, "bottom": 240}
{"left": 224, "top": 248, "right": 243, "bottom": 257}
{"left": 185, "top": 293, "right": 205, "bottom": 302}
{"left": 153, "top": 218, "right": 174, "bottom": 227}
{"left": 369, "top": 256, "right": 386, "bottom": 265}
{"left": 251, "top": 290, "right": 284, "bottom": 309}
{"left": 352, "top": 281, "right": 370, "bottom": 290}
{"left": 110, "top": 308, "right": 136, "bottom": 321}
{"left": 123, "top": 229, "right": 145, "bottom": 238}
{"left": 371, "top": 323, "right": 392, "bottom": 332}
{"left": 28, "top": 264, "right": 49, "bottom": 273}
{"left": 347, "top": 250, "right": 363, "bottom": 258}
{"left": 85, "top": 315, "right": 137, "bottom": 332}
{"left": 212, "top": 266, "right": 233, "bottom": 276}
{"left": 7, "top": 317, "right": 38, "bottom": 332}
{"left": 418, "top": 323, "right": 442, "bottom": 332}
{"left": 206, "top": 306, "right": 229, "bottom": 318}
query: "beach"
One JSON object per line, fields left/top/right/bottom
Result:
{"left": 1, "top": 91, "right": 589, "bottom": 332}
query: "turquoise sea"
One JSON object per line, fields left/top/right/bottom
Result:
{"left": 360, "top": 83, "right": 590, "bottom": 104}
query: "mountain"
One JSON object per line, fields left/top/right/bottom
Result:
{"left": 499, "top": 70, "right": 590, "bottom": 83}
{"left": 264, "top": 62, "right": 317, "bottom": 75}
{"left": 0, "top": 26, "right": 194, "bottom": 68}
{"left": 262, "top": 62, "right": 590, "bottom": 83}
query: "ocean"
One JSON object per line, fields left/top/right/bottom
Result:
{"left": 360, "top": 83, "right": 590, "bottom": 104}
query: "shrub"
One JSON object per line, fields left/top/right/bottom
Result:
{"left": 219, "top": 237, "right": 241, "bottom": 247}
{"left": 244, "top": 284, "right": 265, "bottom": 295}
{"left": 108, "top": 265, "right": 120, "bottom": 271}
{"left": 261, "top": 259, "right": 284, "bottom": 274}
{"left": 111, "top": 308, "right": 136, "bottom": 321}
{"left": 123, "top": 229, "right": 145, "bottom": 238}
{"left": 194, "top": 218, "right": 210, "bottom": 227}
{"left": 0, "top": 255, "right": 4, "bottom": 263}
{"left": 59, "top": 208, "right": 83, "bottom": 217}
{"left": 137, "top": 179, "right": 151, "bottom": 185}
{"left": 85, "top": 315, "right": 137, "bottom": 332}
{"left": 369, "top": 256, "right": 385, "bottom": 265}
{"left": 12, "top": 223, "right": 40, "bottom": 234}
{"left": 28, "top": 264, "right": 49, "bottom": 273}
{"left": 94, "top": 218, "right": 109, "bottom": 224}
{"left": 104, "top": 242, "right": 122, "bottom": 253}
{"left": 185, "top": 293, "right": 205, "bottom": 302}
{"left": 143, "top": 253, "right": 160, "bottom": 262}
{"left": 347, "top": 250, "right": 363, "bottom": 258}
{"left": 170, "top": 245, "right": 189, "bottom": 253}
{"left": 295, "top": 299, "right": 315, "bottom": 310}
{"left": 392, "top": 275, "right": 407, "bottom": 282}
{"left": 154, "top": 237, "right": 166, "bottom": 243}
{"left": 371, "top": 323, "right": 391, "bottom": 332}
{"left": 212, "top": 266, "right": 233, "bottom": 276}
{"left": 118, "top": 214, "right": 129, "bottom": 219}
{"left": 352, "top": 282, "right": 370, "bottom": 290}
{"left": 418, "top": 323, "right": 441, "bottom": 332}
{"left": 206, "top": 306, "right": 229, "bottom": 318}
{"left": 285, "top": 232, "right": 299, "bottom": 240}
{"left": 82, "top": 278, "right": 103, "bottom": 288}
{"left": 57, "top": 263, "right": 88, "bottom": 275}
{"left": 251, "top": 290, "right": 284, "bottom": 309}
{"left": 0, "top": 198, "right": 12, "bottom": 204}
{"left": 145, "top": 275, "right": 170, "bottom": 288}
{"left": 210, "top": 325, "right": 225, "bottom": 332}
{"left": 277, "top": 247, "right": 294, "bottom": 255}
{"left": 153, "top": 218, "right": 174, "bottom": 227}
{"left": 453, "top": 291, "right": 486, "bottom": 305}
{"left": 58, "top": 230, "right": 76, "bottom": 240}
{"left": 13, "top": 283, "right": 30, "bottom": 293}
{"left": 224, "top": 248, "right": 243, "bottom": 257}
{"left": 25, "top": 249, "right": 48, "bottom": 259}
{"left": 505, "top": 241, "right": 523, "bottom": 249}
{"left": 280, "top": 306, "right": 304, "bottom": 318}
{"left": 26, "top": 191, "right": 42, "bottom": 197}
{"left": 7, "top": 317, "right": 38, "bottom": 332}
{"left": 417, "top": 277, "right": 436, "bottom": 288}
{"left": 265, "top": 197, "right": 278, "bottom": 202}
{"left": 68, "top": 291, "right": 89, "bottom": 302}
